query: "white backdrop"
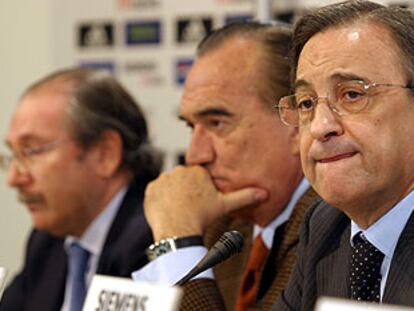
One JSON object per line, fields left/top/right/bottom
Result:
{"left": 53, "top": 0, "right": 260, "bottom": 169}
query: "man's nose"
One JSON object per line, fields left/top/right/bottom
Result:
{"left": 7, "top": 160, "right": 32, "bottom": 188}
{"left": 309, "top": 100, "right": 344, "bottom": 142}
{"left": 185, "top": 125, "right": 215, "bottom": 166}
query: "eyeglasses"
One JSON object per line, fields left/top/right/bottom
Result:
{"left": 274, "top": 80, "right": 414, "bottom": 127}
{"left": 0, "top": 139, "right": 68, "bottom": 175}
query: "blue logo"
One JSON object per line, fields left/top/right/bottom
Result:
{"left": 175, "top": 59, "right": 193, "bottom": 86}
{"left": 224, "top": 15, "right": 253, "bottom": 25}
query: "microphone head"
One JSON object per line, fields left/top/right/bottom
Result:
{"left": 214, "top": 230, "right": 244, "bottom": 261}
{"left": 174, "top": 230, "right": 244, "bottom": 286}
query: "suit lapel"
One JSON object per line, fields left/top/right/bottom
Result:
{"left": 315, "top": 222, "right": 351, "bottom": 299}
{"left": 206, "top": 217, "right": 253, "bottom": 311}
{"left": 277, "top": 188, "right": 319, "bottom": 262}
{"left": 27, "top": 233, "right": 67, "bottom": 311}
{"left": 260, "top": 187, "right": 320, "bottom": 310}
{"left": 206, "top": 186, "right": 320, "bottom": 311}
{"left": 383, "top": 210, "right": 414, "bottom": 305}
{"left": 97, "top": 180, "right": 150, "bottom": 275}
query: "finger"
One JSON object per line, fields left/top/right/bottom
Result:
{"left": 220, "top": 188, "right": 268, "bottom": 213}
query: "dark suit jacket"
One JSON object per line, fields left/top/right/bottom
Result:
{"left": 272, "top": 201, "right": 414, "bottom": 311}
{"left": 180, "top": 187, "right": 319, "bottom": 311}
{"left": 0, "top": 180, "right": 153, "bottom": 311}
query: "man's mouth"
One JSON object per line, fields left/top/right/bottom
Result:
{"left": 18, "top": 192, "right": 44, "bottom": 205}
{"left": 317, "top": 151, "right": 357, "bottom": 163}
{"left": 211, "top": 176, "right": 232, "bottom": 192}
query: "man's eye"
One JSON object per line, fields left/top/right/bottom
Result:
{"left": 21, "top": 147, "right": 40, "bottom": 157}
{"left": 297, "top": 99, "right": 315, "bottom": 111}
{"left": 209, "top": 119, "right": 223, "bottom": 128}
{"left": 343, "top": 90, "right": 365, "bottom": 101}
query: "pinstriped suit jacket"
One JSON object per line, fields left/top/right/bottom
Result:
{"left": 273, "top": 201, "right": 414, "bottom": 311}
{"left": 180, "top": 187, "right": 319, "bottom": 311}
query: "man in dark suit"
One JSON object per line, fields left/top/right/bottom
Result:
{"left": 0, "top": 68, "right": 161, "bottom": 311}
{"left": 133, "top": 22, "right": 318, "bottom": 310}
{"left": 272, "top": 1, "right": 414, "bottom": 309}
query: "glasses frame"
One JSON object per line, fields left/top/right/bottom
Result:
{"left": 275, "top": 80, "right": 414, "bottom": 127}
{"left": 0, "top": 139, "right": 69, "bottom": 175}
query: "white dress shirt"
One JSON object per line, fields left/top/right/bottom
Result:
{"left": 350, "top": 189, "right": 414, "bottom": 301}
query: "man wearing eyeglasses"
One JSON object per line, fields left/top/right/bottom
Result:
{"left": 0, "top": 68, "right": 161, "bottom": 311}
{"left": 272, "top": 1, "right": 414, "bottom": 310}
{"left": 132, "top": 22, "right": 319, "bottom": 311}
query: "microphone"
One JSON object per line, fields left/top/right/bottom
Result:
{"left": 175, "top": 230, "right": 244, "bottom": 286}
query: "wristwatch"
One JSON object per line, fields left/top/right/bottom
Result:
{"left": 146, "top": 235, "right": 204, "bottom": 261}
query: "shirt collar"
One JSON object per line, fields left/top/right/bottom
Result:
{"left": 350, "top": 189, "right": 414, "bottom": 259}
{"left": 65, "top": 186, "right": 128, "bottom": 256}
{"left": 254, "top": 178, "right": 310, "bottom": 249}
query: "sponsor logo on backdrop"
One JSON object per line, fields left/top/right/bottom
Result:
{"left": 117, "top": 0, "right": 160, "bottom": 10}
{"left": 125, "top": 21, "right": 161, "bottom": 45}
{"left": 123, "top": 60, "right": 164, "bottom": 86}
{"left": 79, "top": 61, "right": 116, "bottom": 74}
{"left": 176, "top": 17, "right": 212, "bottom": 44}
{"left": 175, "top": 59, "right": 193, "bottom": 86}
{"left": 124, "top": 61, "right": 157, "bottom": 72}
{"left": 77, "top": 22, "right": 114, "bottom": 48}
{"left": 224, "top": 15, "right": 253, "bottom": 25}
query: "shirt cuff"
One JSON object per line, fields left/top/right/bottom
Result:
{"left": 131, "top": 246, "right": 214, "bottom": 286}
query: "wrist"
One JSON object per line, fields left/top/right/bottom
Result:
{"left": 152, "top": 227, "right": 203, "bottom": 242}
{"left": 146, "top": 235, "right": 204, "bottom": 261}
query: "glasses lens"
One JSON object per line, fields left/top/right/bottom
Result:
{"left": 279, "top": 96, "right": 299, "bottom": 126}
{"left": 335, "top": 80, "right": 369, "bottom": 114}
{"left": 0, "top": 154, "right": 11, "bottom": 171}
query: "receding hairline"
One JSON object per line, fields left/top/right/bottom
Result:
{"left": 21, "top": 68, "right": 108, "bottom": 100}
{"left": 194, "top": 36, "right": 277, "bottom": 101}
{"left": 298, "top": 18, "right": 410, "bottom": 80}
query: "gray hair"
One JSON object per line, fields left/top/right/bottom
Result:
{"left": 196, "top": 21, "right": 293, "bottom": 107}
{"left": 23, "top": 68, "right": 162, "bottom": 183}
{"left": 291, "top": 0, "right": 414, "bottom": 85}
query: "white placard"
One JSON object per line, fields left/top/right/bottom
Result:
{"left": 83, "top": 275, "right": 182, "bottom": 311}
{"left": 315, "top": 297, "right": 414, "bottom": 311}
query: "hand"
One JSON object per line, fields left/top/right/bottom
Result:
{"left": 144, "top": 165, "right": 268, "bottom": 241}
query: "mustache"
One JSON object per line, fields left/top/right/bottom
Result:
{"left": 18, "top": 192, "right": 44, "bottom": 205}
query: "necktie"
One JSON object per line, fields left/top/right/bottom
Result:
{"left": 68, "top": 242, "right": 91, "bottom": 311}
{"left": 235, "top": 234, "right": 270, "bottom": 311}
{"left": 350, "top": 233, "right": 384, "bottom": 302}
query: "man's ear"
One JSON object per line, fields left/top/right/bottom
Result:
{"left": 288, "top": 127, "right": 300, "bottom": 156}
{"left": 89, "top": 129, "right": 123, "bottom": 178}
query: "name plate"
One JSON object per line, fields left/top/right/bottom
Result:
{"left": 83, "top": 275, "right": 182, "bottom": 311}
{"left": 316, "top": 297, "right": 414, "bottom": 311}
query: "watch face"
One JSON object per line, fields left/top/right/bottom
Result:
{"left": 146, "top": 239, "right": 174, "bottom": 261}
{"left": 156, "top": 242, "right": 172, "bottom": 255}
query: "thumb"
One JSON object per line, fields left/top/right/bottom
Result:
{"left": 220, "top": 187, "right": 268, "bottom": 214}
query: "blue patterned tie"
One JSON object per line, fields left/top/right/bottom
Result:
{"left": 350, "top": 233, "right": 384, "bottom": 302}
{"left": 68, "top": 242, "right": 90, "bottom": 311}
